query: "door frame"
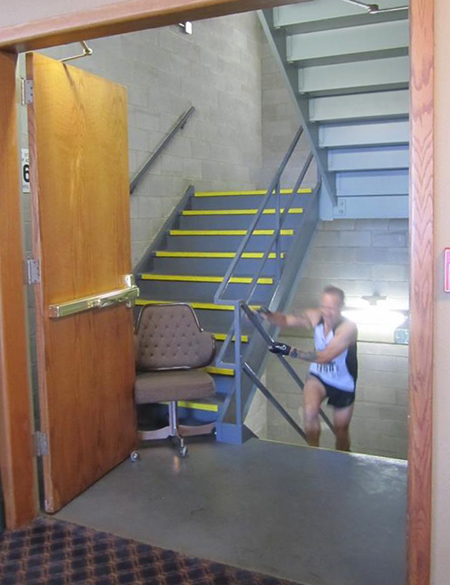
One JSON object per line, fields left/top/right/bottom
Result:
{"left": 0, "top": 1, "right": 433, "bottom": 583}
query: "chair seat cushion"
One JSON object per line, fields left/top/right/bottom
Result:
{"left": 135, "top": 369, "right": 215, "bottom": 404}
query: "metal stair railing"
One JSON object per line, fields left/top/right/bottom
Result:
{"left": 214, "top": 125, "right": 304, "bottom": 309}
{"left": 241, "top": 302, "right": 335, "bottom": 441}
{"left": 214, "top": 126, "right": 313, "bottom": 371}
{"left": 130, "top": 106, "right": 195, "bottom": 195}
{"left": 211, "top": 125, "right": 321, "bottom": 438}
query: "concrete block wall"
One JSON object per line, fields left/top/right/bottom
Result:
{"left": 261, "top": 36, "right": 317, "bottom": 190}
{"left": 263, "top": 219, "right": 410, "bottom": 459}
{"left": 31, "top": 13, "right": 264, "bottom": 266}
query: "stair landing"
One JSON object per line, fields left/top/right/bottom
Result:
{"left": 56, "top": 438, "right": 406, "bottom": 585}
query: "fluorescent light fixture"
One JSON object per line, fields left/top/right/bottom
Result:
{"left": 179, "top": 22, "right": 193, "bottom": 34}
{"left": 342, "top": 307, "right": 406, "bottom": 329}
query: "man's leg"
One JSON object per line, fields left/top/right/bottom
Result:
{"left": 303, "top": 377, "right": 326, "bottom": 447}
{"left": 333, "top": 404, "right": 354, "bottom": 451}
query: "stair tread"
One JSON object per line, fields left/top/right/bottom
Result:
{"left": 156, "top": 395, "right": 225, "bottom": 412}
{"left": 135, "top": 299, "right": 261, "bottom": 311}
{"left": 152, "top": 251, "right": 285, "bottom": 258}
{"left": 205, "top": 366, "right": 235, "bottom": 377}
{"left": 213, "top": 333, "right": 249, "bottom": 342}
{"left": 194, "top": 189, "right": 312, "bottom": 197}
{"left": 181, "top": 208, "right": 304, "bottom": 215}
{"left": 169, "top": 229, "right": 295, "bottom": 236}
{"left": 139, "top": 273, "right": 274, "bottom": 284}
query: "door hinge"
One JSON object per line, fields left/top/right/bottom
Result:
{"left": 25, "top": 258, "right": 41, "bottom": 285}
{"left": 34, "top": 431, "right": 48, "bottom": 457}
{"left": 21, "top": 79, "right": 34, "bottom": 105}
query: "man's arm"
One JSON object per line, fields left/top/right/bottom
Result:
{"left": 259, "top": 307, "right": 319, "bottom": 330}
{"left": 271, "top": 321, "right": 357, "bottom": 364}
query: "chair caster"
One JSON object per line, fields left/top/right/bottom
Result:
{"left": 179, "top": 445, "right": 188, "bottom": 458}
{"left": 130, "top": 450, "right": 141, "bottom": 462}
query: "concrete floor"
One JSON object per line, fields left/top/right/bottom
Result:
{"left": 55, "top": 438, "right": 407, "bottom": 585}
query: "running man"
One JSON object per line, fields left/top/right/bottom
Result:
{"left": 260, "top": 285, "right": 357, "bottom": 452}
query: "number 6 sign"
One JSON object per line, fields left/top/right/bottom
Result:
{"left": 21, "top": 148, "right": 30, "bottom": 193}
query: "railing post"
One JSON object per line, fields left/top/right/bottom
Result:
{"left": 234, "top": 302, "right": 243, "bottom": 429}
{"left": 275, "top": 180, "right": 282, "bottom": 283}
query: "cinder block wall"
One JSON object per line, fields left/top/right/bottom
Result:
{"left": 263, "top": 219, "right": 409, "bottom": 459}
{"left": 32, "top": 14, "right": 264, "bottom": 266}
{"left": 260, "top": 36, "right": 317, "bottom": 189}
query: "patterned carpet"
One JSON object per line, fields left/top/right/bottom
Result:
{"left": 0, "top": 517, "right": 303, "bottom": 585}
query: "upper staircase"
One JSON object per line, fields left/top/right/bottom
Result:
{"left": 259, "top": 0, "right": 410, "bottom": 219}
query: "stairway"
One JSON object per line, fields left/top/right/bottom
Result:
{"left": 134, "top": 184, "right": 319, "bottom": 443}
{"left": 259, "top": 0, "right": 409, "bottom": 219}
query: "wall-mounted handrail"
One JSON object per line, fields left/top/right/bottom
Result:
{"left": 60, "top": 41, "right": 93, "bottom": 63}
{"left": 341, "top": 0, "right": 408, "bottom": 14}
{"left": 130, "top": 106, "right": 195, "bottom": 195}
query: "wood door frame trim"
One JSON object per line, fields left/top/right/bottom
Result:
{"left": 408, "top": 1, "right": 433, "bottom": 583}
{"left": 0, "top": 0, "right": 301, "bottom": 53}
{"left": 0, "top": 0, "right": 434, "bottom": 582}
{"left": 0, "top": 51, "right": 37, "bottom": 529}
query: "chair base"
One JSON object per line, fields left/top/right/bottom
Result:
{"left": 137, "top": 400, "right": 216, "bottom": 456}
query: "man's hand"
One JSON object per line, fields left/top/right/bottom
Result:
{"left": 257, "top": 306, "right": 272, "bottom": 319}
{"left": 269, "top": 342, "right": 291, "bottom": 356}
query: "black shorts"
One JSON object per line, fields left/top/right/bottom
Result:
{"left": 309, "top": 374, "right": 355, "bottom": 409}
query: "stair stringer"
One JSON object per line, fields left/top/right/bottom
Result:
{"left": 258, "top": 9, "right": 336, "bottom": 205}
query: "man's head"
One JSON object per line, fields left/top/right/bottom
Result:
{"left": 320, "top": 286, "right": 345, "bottom": 324}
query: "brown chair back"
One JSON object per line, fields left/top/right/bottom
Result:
{"left": 135, "top": 304, "right": 216, "bottom": 371}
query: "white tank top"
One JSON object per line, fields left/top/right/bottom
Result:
{"left": 309, "top": 319, "right": 357, "bottom": 392}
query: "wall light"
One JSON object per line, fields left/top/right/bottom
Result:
{"left": 342, "top": 306, "right": 406, "bottom": 329}
{"left": 179, "top": 22, "right": 193, "bottom": 35}
{"left": 342, "top": 293, "right": 408, "bottom": 342}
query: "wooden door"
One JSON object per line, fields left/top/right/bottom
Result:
{"left": 26, "top": 52, "right": 137, "bottom": 513}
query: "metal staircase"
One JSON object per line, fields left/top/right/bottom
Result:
{"left": 134, "top": 129, "right": 320, "bottom": 444}
{"left": 259, "top": 0, "right": 410, "bottom": 219}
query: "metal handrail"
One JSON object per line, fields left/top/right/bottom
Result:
{"left": 214, "top": 153, "right": 314, "bottom": 368}
{"left": 60, "top": 41, "right": 93, "bottom": 63}
{"left": 244, "top": 153, "right": 314, "bottom": 305}
{"left": 130, "top": 106, "right": 195, "bottom": 194}
{"left": 341, "top": 0, "right": 408, "bottom": 13}
{"left": 214, "top": 129, "right": 312, "bottom": 368}
{"left": 241, "top": 302, "right": 335, "bottom": 435}
{"left": 213, "top": 126, "right": 304, "bottom": 305}
{"left": 212, "top": 125, "right": 320, "bottom": 437}
{"left": 243, "top": 363, "right": 307, "bottom": 442}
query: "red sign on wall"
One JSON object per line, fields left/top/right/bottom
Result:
{"left": 445, "top": 248, "right": 450, "bottom": 292}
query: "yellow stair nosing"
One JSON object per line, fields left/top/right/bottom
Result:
{"left": 159, "top": 400, "right": 219, "bottom": 412}
{"left": 182, "top": 208, "right": 304, "bottom": 216}
{"left": 194, "top": 189, "right": 312, "bottom": 197}
{"left": 213, "top": 333, "right": 249, "bottom": 343}
{"left": 205, "top": 366, "right": 235, "bottom": 377}
{"left": 135, "top": 299, "right": 261, "bottom": 311}
{"left": 140, "top": 274, "right": 273, "bottom": 285}
{"left": 169, "top": 229, "right": 294, "bottom": 236}
{"left": 153, "top": 251, "right": 285, "bottom": 259}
